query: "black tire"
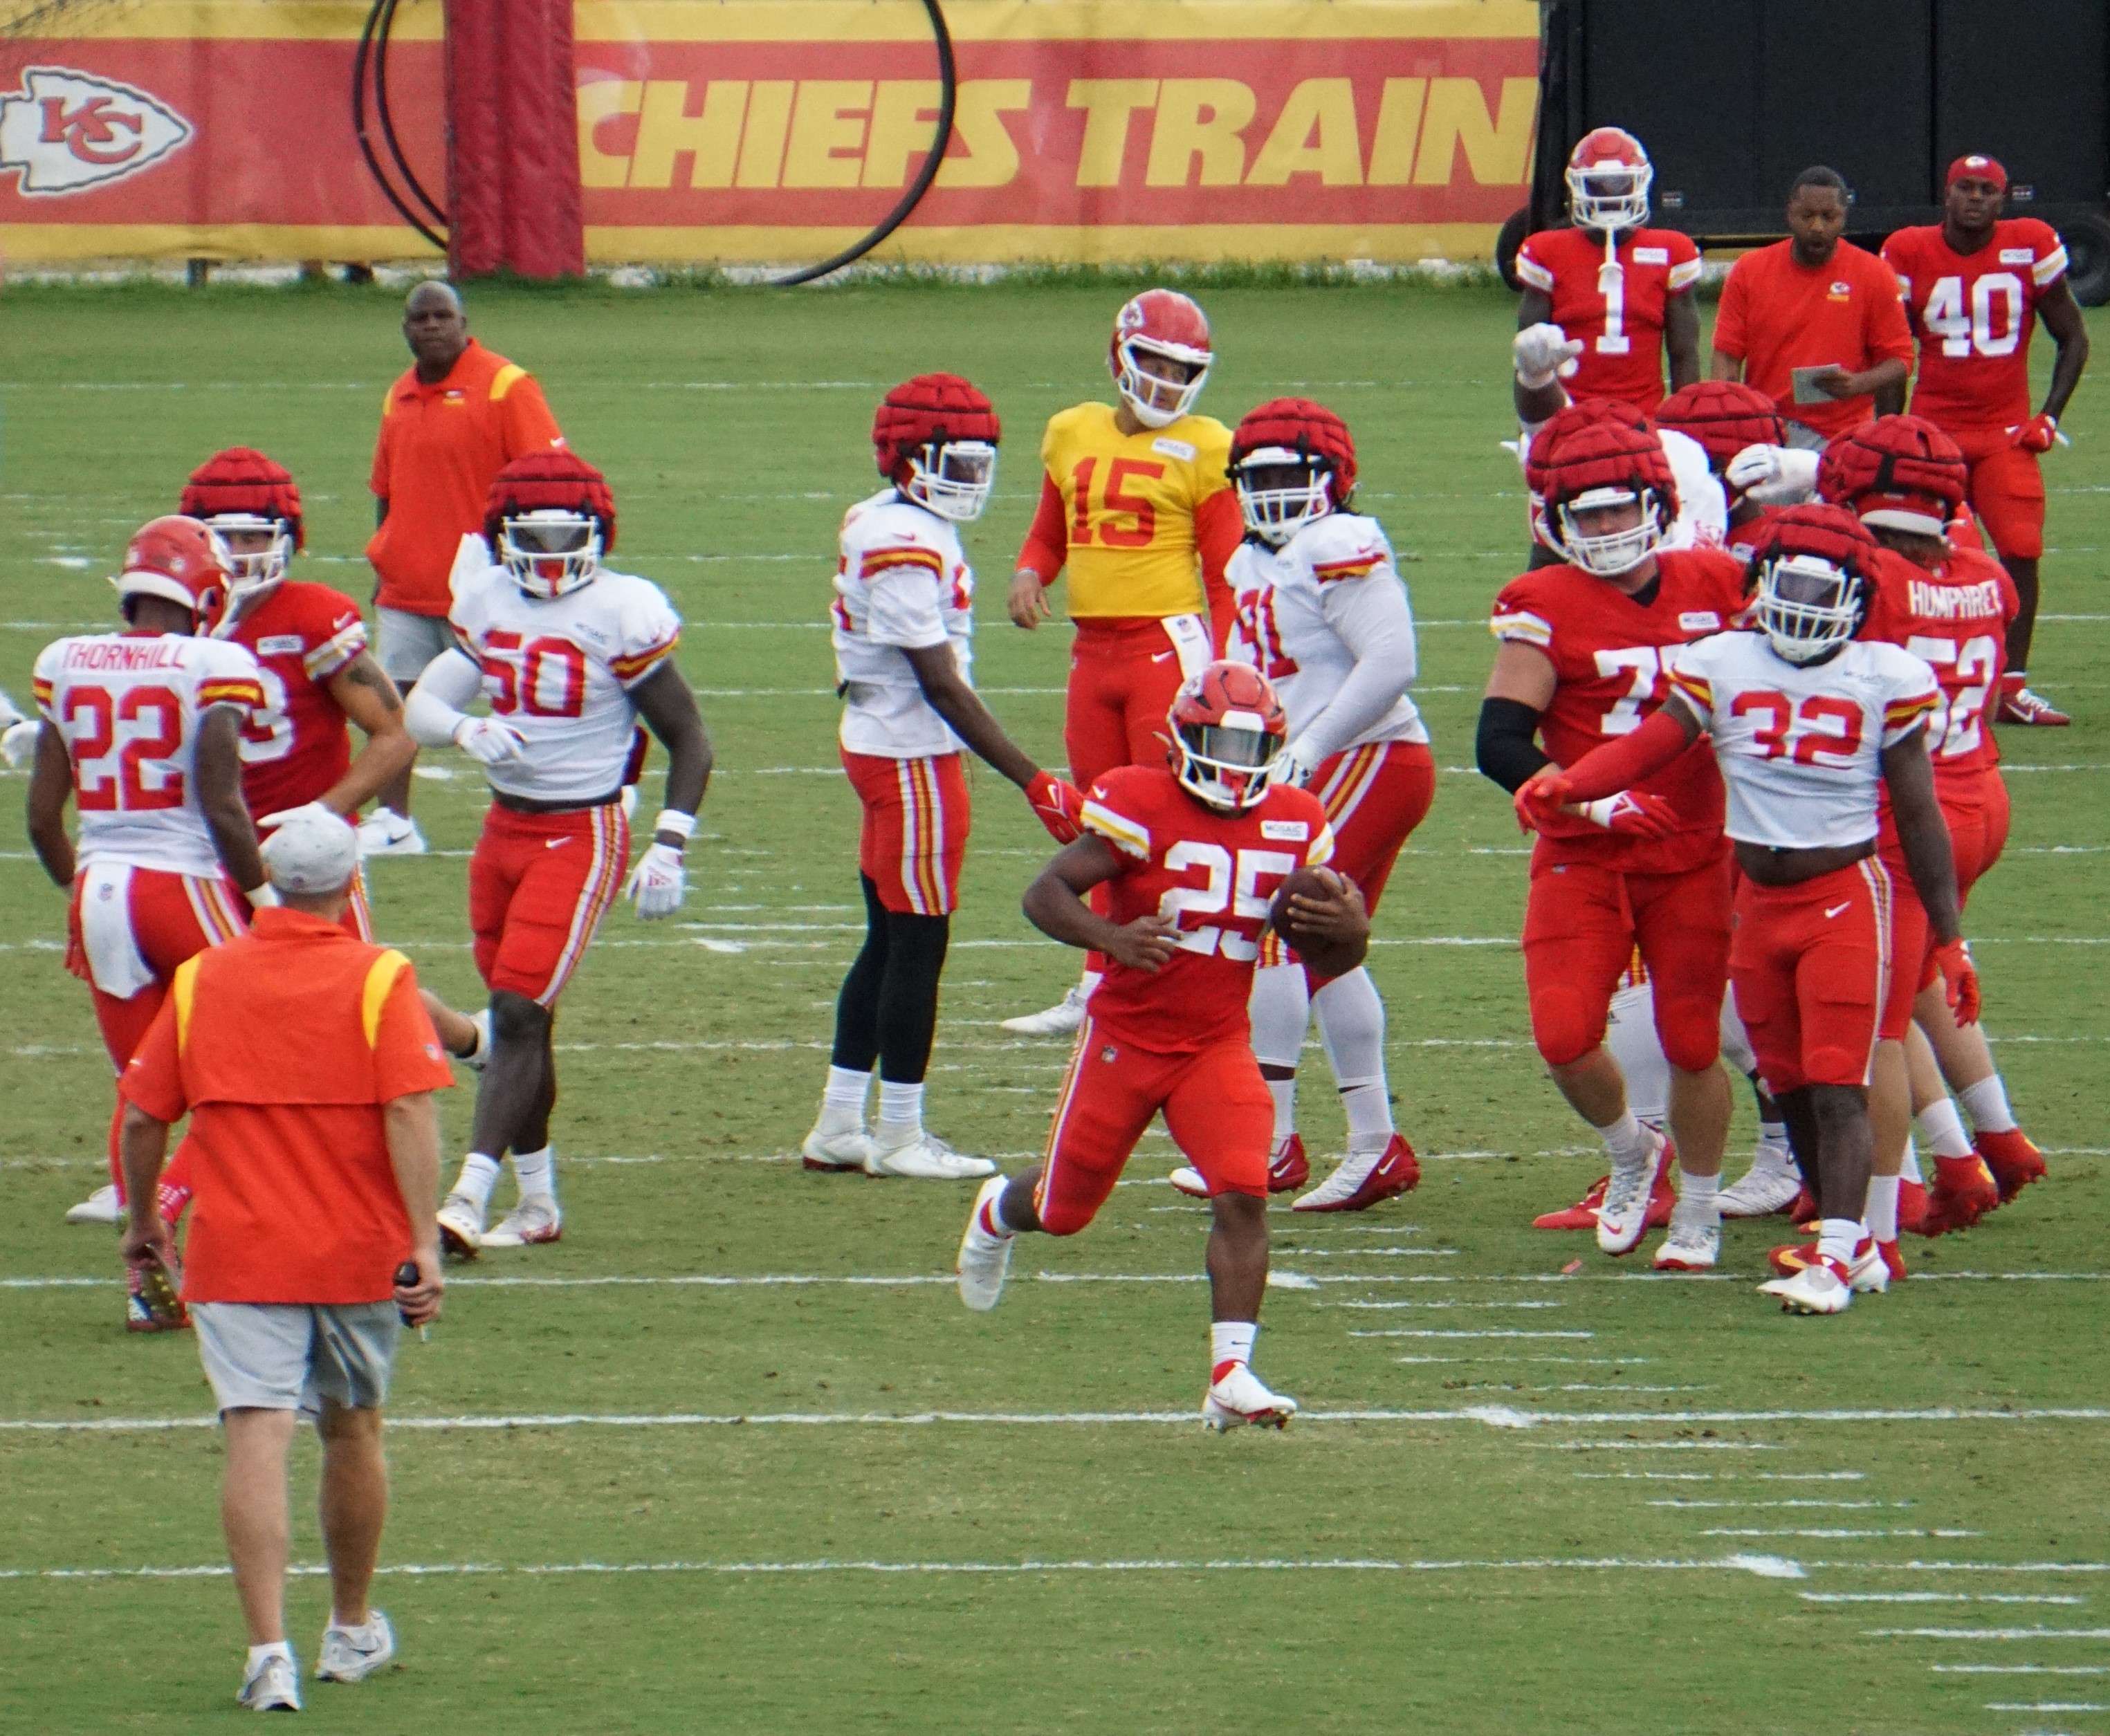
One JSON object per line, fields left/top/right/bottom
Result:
{"left": 2058, "top": 213, "right": 2110, "bottom": 307}
{"left": 1495, "top": 206, "right": 1532, "bottom": 293}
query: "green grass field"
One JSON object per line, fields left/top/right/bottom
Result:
{"left": 1, "top": 277, "right": 2106, "bottom": 1735}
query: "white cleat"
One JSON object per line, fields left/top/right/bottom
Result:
{"left": 1202, "top": 1363, "right": 1297, "bottom": 1432}
{"left": 1595, "top": 1135, "right": 1664, "bottom": 1257}
{"left": 316, "top": 1611, "right": 395, "bottom": 1683}
{"left": 436, "top": 1190, "right": 486, "bottom": 1261}
{"left": 999, "top": 985, "right": 1088, "bottom": 1037}
{"left": 64, "top": 1183, "right": 122, "bottom": 1226}
{"left": 955, "top": 1176, "right": 1015, "bottom": 1312}
{"left": 356, "top": 809, "right": 427, "bottom": 857}
{"left": 1718, "top": 1145, "right": 1802, "bottom": 1218}
{"left": 865, "top": 1125, "right": 996, "bottom": 1181}
{"left": 801, "top": 1123, "right": 875, "bottom": 1173}
{"left": 1651, "top": 1212, "right": 1721, "bottom": 1271}
{"left": 457, "top": 1009, "right": 491, "bottom": 1074}
{"left": 1759, "top": 1257, "right": 1855, "bottom": 1315}
{"left": 1168, "top": 1165, "right": 1209, "bottom": 1199}
{"left": 237, "top": 1649, "right": 302, "bottom": 1712}
{"left": 480, "top": 1197, "right": 561, "bottom": 1248}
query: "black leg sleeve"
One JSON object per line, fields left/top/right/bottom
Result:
{"left": 876, "top": 909, "right": 952, "bottom": 1085}
{"left": 829, "top": 875, "right": 892, "bottom": 1073}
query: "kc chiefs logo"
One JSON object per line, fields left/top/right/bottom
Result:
{"left": 0, "top": 66, "right": 192, "bottom": 195}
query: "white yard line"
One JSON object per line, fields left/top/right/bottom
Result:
{"left": 1870, "top": 1627, "right": 2110, "bottom": 1641}
{"left": 1703, "top": 1529, "right": 1979, "bottom": 1539}
{"left": 1805, "top": 1594, "right": 2086, "bottom": 1605}
{"left": 1934, "top": 1665, "right": 2110, "bottom": 1675}
{"left": 1652, "top": 1499, "right": 1901, "bottom": 1510}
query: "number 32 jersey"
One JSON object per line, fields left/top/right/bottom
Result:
{"left": 450, "top": 561, "right": 681, "bottom": 805}
{"left": 1080, "top": 765, "right": 1333, "bottom": 1053}
{"left": 1490, "top": 549, "right": 1747, "bottom": 874}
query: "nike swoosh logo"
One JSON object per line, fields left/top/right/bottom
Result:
{"left": 1150, "top": 651, "right": 1175, "bottom": 663}
{"left": 1824, "top": 902, "right": 1851, "bottom": 919}
{"left": 547, "top": 838, "right": 570, "bottom": 849}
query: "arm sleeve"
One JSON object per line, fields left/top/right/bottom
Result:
{"left": 610, "top": 584, "right": 684, "bottom": 688}
{"left": 403, "top": 647, "right": 486, "bottom": 746}
{"left": 1016, "top": 472, "right": 1067, "bottom": 582}
{"left": 1880, "top": 665, "right": 1941, "bottom": 748}
{"left": 1296, "top": 571, "right": 1417, "bottom": 762}
{"left": 372, "top": 966, "right": 457, "bottom": 1102}
{"left": 118, "top": 998, "right": 187, "bottom": 1123}
{"left": 1193, "top": 488, "right": 1243, "bottom": 652}
{"left": 1079, "top": 775, "right": 1151, "bottom": 863}
{"left": 2031, "top": 221, "right": 2070, "bottom": 287}
{"left": 30, "top": 640, "right": 64, "bottom": 721}
{"left": 1552, "top": 701, "right": 1694, "bottom": 802}
{"left": 499, "top": 373, "right": 565, "bottom": 458}
{"left": 1512, "top": 236, "right": 1556, "bottom": 294}
{"left": 1666, "top": 232, "right": 1703, "bottom": 293}
{"left": 1712, "top": 263, "right": 1747, "bottom": 359}
{"left": 1475, "top": 696, "right": 1552, "bottom": 793}
{"left": 196, "top": 643, "right": 268, "bottom": 719}
{"left": 302, "top": 598, "right": 369, "bottom": 682}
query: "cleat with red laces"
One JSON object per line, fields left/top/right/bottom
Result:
{"left": 1532, "top": 1139, "right": 1676, "bottom": 1232}
{"left": 1896, "top": 1177, "right": 1929, "bottom": 1235}
{"left": 1995, "top": 676, "right": 2070, "bottom": 727}
{"left": 1920, "top": 1152, "right": 2000, "bottom": 1236}
{"left": 1292, "top": 1135, "right": 1420, "bottom": 1212}
{"left": 1766, "top": 1237, "right": 1891, "bottom": 1293}
{"left": 1976, "top": 1129, "right": 2047, "bottom": 1201}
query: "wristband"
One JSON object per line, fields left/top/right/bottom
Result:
{"left": 652, "top": 808, "right": 697, "bottom": 842}
{"left": 1578, "top": 797, "right": 1616, "bottom": 829}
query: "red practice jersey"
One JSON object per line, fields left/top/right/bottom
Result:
{"left": 223, "top": 581, "right": 369, "bottom": 820}
{"left": 1882, "top": 218, "right": 2068, "bottom": 430}
{"left": 1490, "top": 549, "right": 1747, "bottom": 874}
{"left": 1079, "top": 764, "right": 1334, "bottom": 1053}
{"left": 1513, "top": 225, "right": 1702, "bottom": 410}
{"left": 1861, "top": 544, "right": 2017, "bottom": 779}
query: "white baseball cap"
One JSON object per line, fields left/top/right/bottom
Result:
{"left": 260, "top": 806, "right": 359, "bottom": 894}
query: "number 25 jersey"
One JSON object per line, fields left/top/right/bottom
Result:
{"left": 450, "top": 560, "right": 681, "bottom": 805}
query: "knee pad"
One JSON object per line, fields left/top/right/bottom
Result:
{"left": 1658, "top": 998, "right": 1724, "bottom": 1073}
{"left": 1531, "top": 988, "right": 1606, "bottom": 1069}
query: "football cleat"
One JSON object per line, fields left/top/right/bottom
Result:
{"left": 1716, "top": 1146, "right": 1802, "bottom": 1218}
{"left": 1266, "top": 1134, "right": 1310, "bottom": 1195}
{"left": 1202, "top": 1363, "right": 1297, "bottom": 1432}
{"left": 1168, "top": 1163, "right": 1210, "bottom": 1199}
{"left": 356, "top": 809, "right": 426, "bottom": 857}
{"left": 1996, "top": 680, "right": 2070, "bottom": 727}
{"left": 1758, "top": 1257, "right": 1855, "bottom": 1315}
{"left": 1595, "top": 1134, "right": 1673, "bottom": 1256}
{"left": 1765, "top": 1237, "right": 1890, "bottom": 1293}
{"left": 955, "top": 1176, "right": 1014, "bottom": 1312}
{"left": 801, "top": 1123, "right": 875, "bottom": 1173}
{"left": 1651, "top": 1212, "right": 1720, "bottom": 1271}
{"left": 1976, "top": 1128, "right": 2047, "bottom": 1201}
{"left": 479, "top": 1197, "right": 561, "bottom": 1248}
{"left": 1788, "top": 1184, "right": 1819, "bottom": 1229}
{"left": 1919, "top": 1152, "right": 2000, "bottom": 1237}
{"left": 865, "top": 1126, "right": 996, "bottom": 1181}
{"left": 458, "top": 1008, "right": 491, "bottom": 1074}
{"left": 65, "top": 1183, "right": 123, "bottom": 1226}
{"left": 1877, "top": 1237, "right": 1907, "bottom": 1284}
{"left": 237, "top": 1650, "right": 302, "bottom": 1712}
{"left": 436, "top": 1190, "right": 485, "bottom": 1261}
{"left": 1532, "top": 1172, "right": 1609, "bottom": 1231}
{"left": 998, "top": 985, "right": 1087, "bottom": 1036}
{"left": 125, "top": 1272, "right": 190, "bottom": 1334}
{"left": 127, "top": 1248, "right": 188, "bottom": 1333}
{"left": 1896, "top": 1176, "right": 1929, "bottom": 1235}
{"left": 316, "top": 1612, "right": 395, "bottom": 1684}
{"left": 1292, "top": 1136, "right": 1420, "bottom": 1212}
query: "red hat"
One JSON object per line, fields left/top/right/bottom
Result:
{"left": 1947, "top": 154, "right": 2007, "bottom": 190}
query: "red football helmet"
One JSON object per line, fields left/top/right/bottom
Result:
{"left": 1741, "top": 503, "right": 1881, "bottom": 664}
{"left": 179, "top": 447, "right": 304, "bottom": 629}
{"left": 1817, "top": 415, "right": 1967, "bottom": 539}
{"left": 872, "top": 373, "right": 1001, "bottom": 523}
{"left": 114, "top": 515, "right": 233, "bottom": 625}
{"left": 1228, "top": 398, "right": 1358, "bottom": 546}
{"left": 1654, "top": 381, "right": 1787, "bottom": 474}
{"left": 1167, "top": 659, "right": 1287, "bottom": 812}
{"left": 484, "top": 452, "right": 618, "bottom": 599}
{"left": 1527, "top": 400, "right": 1676, "bottom": 573}
{"left": 1110, "top": 288, "right": 1213, "bottom": 429}
{"left": 1566, "top": 127, "right": 1652, "bottom": 232}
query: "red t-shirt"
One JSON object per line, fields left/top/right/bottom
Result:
{"left": 121, "top": 909, "right": 453, "bottom": 1304}
{"left": 1861, "top": 544, "right": 2017, "bottom": 781}
{"left": 1514, "top": 225, "right": 1703, "bottom": 410}
{"left": 1491, "top": 548, "right": 1749, "bottom": 874}
{"left": 224, "top": 581, "right": 367, "bottom": 822}
{"left": 1078, "top": 765, "right": 1334, "bottom": 1053}
{"left": 1712, "top": 239, "right": 1915, "bottom": 438}
{"left": 1882, "top": 218, "right": 2068, "bottom": 430}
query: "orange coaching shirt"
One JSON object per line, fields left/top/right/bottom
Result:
{"left": 121, "top": 907, "right": 454, "bottom": 1304}
{"left": 367, "top": 337, "right": 565, "bottom": 617}
{"left": 1712, "top": 239, "right": 1914, "bottom": 438}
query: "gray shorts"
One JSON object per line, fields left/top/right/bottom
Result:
{"left": 374, "top": 607, "right": 456, "bottom": 685}
{"left": 1783, "top": 420, "right": 1832, "bottom": 452}
{"left": 192, "top": 1301, "right": 401, "bottom": 1414}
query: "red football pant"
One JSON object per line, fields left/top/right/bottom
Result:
{"left": 470, "top": 802, "right": 629, "bottom": 1006}
{"left": 1730, "top": 859, "right": 1893, "bottom": 1093}
{"left": 1948, "top": 424, "right": 2045, "bottom": 562}
{"left": 1521, "top": 853, "right": 1732, "bottom": 1071}
{"left": 1034, "top": 1014, "right": 1273, "bottom": 1233}
{"left": 1876, "top": 770, "right": 2010, "bottom": 1036}
{"left": 842, "top": 749, "right": 970, "bottom": 916}
{"left": 1063, "top": 617, "right": 1201, "bottom": 791}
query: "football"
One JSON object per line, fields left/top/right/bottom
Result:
{"left": 1269, "top": 865, "right": 1368, "bottom": 977}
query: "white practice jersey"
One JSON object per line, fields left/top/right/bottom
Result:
{"left": 1667, "top": 631, "right": 1938, "bottom": 849}
{"left": 31, "top": 631, "right": 266, "bottom": 876}
{"left": 831, "top": 489, "right": 974, "bottom": 759}
{"left": 450, "top": 561, "right": 682, "bottom": 804}
{"left": 1518, "top": 424, "right": 1727, "bottom": 552}
{"left": 1227, "top": 513, "right": 1428, "bottom": 760}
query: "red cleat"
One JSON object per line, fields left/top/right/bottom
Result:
{"left": 1996, "top": 676, "right": 2071, "bottom": 727}
{"left": 1266, "top": 1134, "right": 1310, "bottom": 1195}
{"left": 1976, "top": 1129, "right": 2047, "bottom": 1201}
{"left": 1787, "top": 1185, "right": 1818, "bottom": 1228}
{"left": 1919, "top": 1152, "right": 2001, "bottom": 1236}
{"left": 1292, "top": 1135, "right": 1420, "bottom": 1212}
{"left": 1877, "top": 1238, "right": 1907, "bottom": 1283}
{"left": 1768, "top": 1237, "right": 1891, "bottom": 1291}
{"left": 1896, "top": 1178, "right": 1929, "bottom": 1235}
{"left": 1532, "top": 1140, "right": 1675, "bottom": 1231}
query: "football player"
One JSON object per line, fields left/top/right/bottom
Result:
{"left": 1002, "top": 289, "right": 1243, "bottom": 1036}
{"left": 1882, "top": 155, "right": 2091, "bottom": 726}
{"left": 955, "top": 662, "right": 1365, "bottom": 1428}
{"left": 405, "top": 453, "right": 712, "bottom": 1255}
{"left": 1166, "top": 398, "right": 1431, "bottom": 1210}
{"left": 1476, "top": 407, "right": 1747, "bottom": 1268}
{"left": 1519, "top": 506, "right": 1979, "bottom": 1313}
{"left": 1505, "top": 382, "right": 1725, "bottom": 568}
{"left": 801, "top": 375, "right": 1083, "bottom": 1180}
{"left": 25, "top": 516, "right": 271, "bottom": 1327}
{"left": 1513, "top": 127, "right": 1702, "bottom": 414}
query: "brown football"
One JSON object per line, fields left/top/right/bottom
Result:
{"left": 1269, "top": 865, "right": 1368, "bottom": 977}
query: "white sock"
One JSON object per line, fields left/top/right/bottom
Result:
{"left": 1900, "top": 1136, "right": 1923, "bottom": 1185}
{"left": 1595, "top": 1111, "right": 1655, "bottom": 1169}
{"left": 1266, "top": 1075, "right": 1298, "bottom": 1144}
{"left": 1958, "top": 1075, "right": 2017, "bottom": 1134}
{"left": 513, "top": 1144, "right": 556, "bottom": 1205}
{"left": 823, "top": 1065, "right": 871, "bottom": 1118}
{"left": 1866, "top": 1174, "right": 1900, "bottom": 1241}
{"left": 1315, "top": 967, "right": 1386, "bottom": 1081}
{"left": 455, "top": 1152, "right": 501, "bottom": 1207}
{"left": 1916, "top": 1097, "right": 1976, "bottom": 1161}
{"left": 1818, "top": 1216, "right": 1862, "bottom": 1266}
{"left": 247, "top": 1641, "right": 293, "bottom": 1669}
{"left": 1678, "top": 1170, "right": 1719, "bottom": 1208}
{"left": 1211, "top": 1320, "right": 1257, "bottom": 1376}
{"left": 1079, "top": 969, "right": 1103, "bottom": 1002}
{"left": 1339, "top": 1083, "right": 1393, "bottom": 1151}
{"left": 877, "top": 1080, "right": 924, "bottom": 1128}
{"left": 974, "top": 1189, "right": 1016, "bottom": 1242}
{"left": 1757, "top": 1118, "right": 1789, "bottom": 1152}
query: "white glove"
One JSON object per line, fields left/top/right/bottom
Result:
{"left": 0, "top": 719, "right": 38, "bottom": 769}
{"left": 454, "top": 716, "right": 527, "bottom": 766}
{"left": 1272, "top": 736, "right": 1323, "bottom": 788}
{"left": 256, "top": 800, "right": 339, "bottom": 832}
{"left": 1514, "top": 322, "right": 1584, "bottom": 389}
{"left": 1725, "top": 443, "right": 1819, "bottom": 505}
{"left": 625, "top": 841, "right": 686, "bottom": 920}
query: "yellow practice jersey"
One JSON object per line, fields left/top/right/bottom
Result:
{"left": 1040, "top": 403, "right": 1234, "bottom": 620}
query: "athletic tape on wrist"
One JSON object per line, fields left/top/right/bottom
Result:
{"left": 653, "top": 809, "right": 697, "bottom": 842}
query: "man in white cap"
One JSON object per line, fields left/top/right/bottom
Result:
{"left": 118, "top": 805, "right": 450, "bottom": 1712}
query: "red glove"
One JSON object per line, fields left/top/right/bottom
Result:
{"left": 1932, "top": 938, "right": 1981, "bottom": 1026}
{"left": 2009, "top": 413, "right": 2059, "bottom": 453}
{"left": 1586, "top": 790, "right": 1680, "bottom": 838}
{"left": 1025, "top": 771, "right": 1085, "bottom": 844}
{"left": 1513, "top": 768, "right": 1575, "bottom": 833}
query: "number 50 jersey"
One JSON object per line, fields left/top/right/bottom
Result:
{"left": 449, "top": 560, "right": 681, "bottom": 805}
